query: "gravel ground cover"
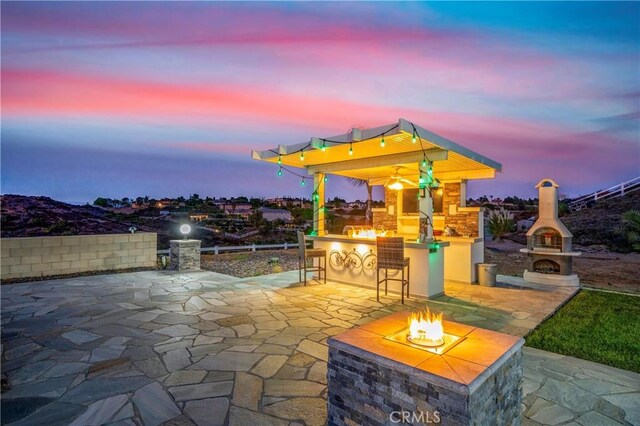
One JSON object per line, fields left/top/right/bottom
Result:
{"left": 201, "top": 250, "right": 299, "bottom": 278}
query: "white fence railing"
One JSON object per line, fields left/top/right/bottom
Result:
{"left": 157, "top": 242, "right": 299, "bottom": 256}
{"left": 568, "top": 176, "right": 640, "bottom": 211}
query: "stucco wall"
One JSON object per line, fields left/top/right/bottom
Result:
{"left": 1, "top": 233, "right": 157, "bottom": 280}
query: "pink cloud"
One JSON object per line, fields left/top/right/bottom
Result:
{"left": 2, "top": 67, "right": 574, "bottom": 135}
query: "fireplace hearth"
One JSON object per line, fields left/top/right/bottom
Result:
{"left": 520, "top": 179, "right": 580, "bottom": 286}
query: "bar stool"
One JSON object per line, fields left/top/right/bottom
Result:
{"left": 376, "top": 237, "right": 410, "bottom": 304}
{"left": 297, "top": 231, "right": 326, "bottom": 285}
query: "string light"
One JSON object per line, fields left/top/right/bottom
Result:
{"left": 412, "top": 129, "right": 417, "bottom": 144}
{"left": 324, "top": 175, "right": 328, "bottom": 182}
{"left": 321, "top": 140, "right": 326, "bottom": 152}
{"left": 422, "top": 156, "right": 427, "bottom": 168}
{"left": 300, "top": 150, "right": 304, "bottom": 161}
{"left": 349, "top": 142, "right": 353, "bottom": 156}
{"left": 277, "top": 155, "right": 282, "bottom": 165}
{"left": 380, "top": 135, "right": 385, "bottom": 148}
{"left": 277, "top": 167, "right": 283, "bottom": 176}
{"left": 300, "top": 178, "right": 306, "bottom": 187}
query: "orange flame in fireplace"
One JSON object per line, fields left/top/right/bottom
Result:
{"left": 408, "top": 307, "right": 444, "bottom": 345}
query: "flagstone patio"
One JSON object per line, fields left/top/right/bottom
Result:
{"left": 1, "top": 270, "right": 638, "bottom": 425}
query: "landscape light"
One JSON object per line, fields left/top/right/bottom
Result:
{"left": 180, "top": 224, "right": 191, "bottom": 240}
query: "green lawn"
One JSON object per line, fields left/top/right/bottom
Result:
{"left": 526, "top": 289, "right": 640, "bottom": 373}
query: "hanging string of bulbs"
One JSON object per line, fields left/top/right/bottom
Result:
{"left": 272, "top": 121, "right": 437, "bottom": 194}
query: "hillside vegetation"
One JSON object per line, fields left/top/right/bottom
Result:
{"left": 0, "top": 195, "right": 151, "bottom": 237}
{"left": 562, "top": 191, "right": 640, "bottom": 251}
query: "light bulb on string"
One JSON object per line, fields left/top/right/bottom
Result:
{"left": 412, "top": 129, "right": 417, "bottom": 144}
{"left": 300, "top": 178, "right": 306, "bottom": 187}
{"left": 422, "top": 156, "right": 427, "bottom": 168}
{"left": 324, "top": 175, "right": 328, "bottom": 183}
{"left": 349, "top": 142, "right": 353, "bottom": 156}
{"left": 277, "top": 167, "right": 283, "bottom": 177}
{"left": 277, "top": 155, "right": 282, "bottom": 165}
{"left": 300, "top": 150, "right": 304, "bottom": 161}
{"left": 380, "top": 136, "right": 385, "bottom": 148}
{"left": 321, "top": 140, "right": 326, "bottom": 152}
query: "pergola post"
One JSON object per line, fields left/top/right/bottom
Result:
{"left": 313, "top": 172, "right": 326, "bottom": 236}
{"left": 419, "top": 162, "right": 434, "bottom": 242}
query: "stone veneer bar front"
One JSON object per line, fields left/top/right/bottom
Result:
{"left": 327, "top": 311, "right": 524, "bottom": 426}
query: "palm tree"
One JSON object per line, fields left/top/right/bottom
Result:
{"left": 346, "top": 178, "right": 373, "bottom": 226}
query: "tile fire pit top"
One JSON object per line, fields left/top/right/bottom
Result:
{"left": 329, "top": 311, "right": 524, "bottom": 394}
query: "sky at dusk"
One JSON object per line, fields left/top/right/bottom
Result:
{"left": 2, "top": 1, "right": 639, "bottom": 204}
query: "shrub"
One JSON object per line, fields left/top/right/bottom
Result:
{"left": 487, "top": 208, "right": 515, "bottom": 241}
{"left": 621, "top": 210, "right": 640, "bottom": 252}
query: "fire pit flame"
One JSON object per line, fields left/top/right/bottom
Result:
{"left": 407, "top": 307, "right": 444, "bottom": 347}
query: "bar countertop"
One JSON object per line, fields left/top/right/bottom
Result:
{"left": 306, "top": 234, "right": 450, "bottom": 249}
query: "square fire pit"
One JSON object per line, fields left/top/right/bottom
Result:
{"left": 327, "top": 311, "right": 524, "bottom": 425}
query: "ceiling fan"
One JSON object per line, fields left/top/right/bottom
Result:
{"left": 385, "top": 167, "right": 418, "bottom": 190}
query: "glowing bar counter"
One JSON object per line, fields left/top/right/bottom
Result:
{"left": 307, "top": 235, "right": 449, "bottom": 299}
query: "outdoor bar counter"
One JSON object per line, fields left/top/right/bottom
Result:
{"left": 308, "top": 235, "right": 449, "bottom": 298}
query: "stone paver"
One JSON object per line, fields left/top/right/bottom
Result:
{"left": 132, "top": 382, "right": 181, "bottom": 426}
{"left": 232, "top": 372, "right": 263, "bottom": 410}
{"left": 61, "top": 330, "right": 100, "bottom": 345}
{"left": 184, "top": 397, "right": 229, "bottom": 426}
{"left": 1, "top": 269, "right": 638, "bottom": 425}
{"left": 169, "top": 381, "right": 234, "bottom": 401}
{"left": 251, "top": 355, "right": 288, "bottom": 379}
{"left": 69, "top": 394, "right": 129, "bottom": 426}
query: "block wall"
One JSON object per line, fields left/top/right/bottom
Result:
{"left": 1, "top": 233, "right": 157, "bottom": 280}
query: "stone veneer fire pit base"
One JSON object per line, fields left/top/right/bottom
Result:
{"left": 327, "top": 312, "right": 524, "bottom": 426}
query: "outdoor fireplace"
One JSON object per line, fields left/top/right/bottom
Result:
{"left": 328, "top": 310, "right": 523, "bottom": 425}
{"left": 520, "top": 179, "right": 580, "bottom": 286}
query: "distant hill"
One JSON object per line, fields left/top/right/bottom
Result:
{"left": 0, "top": 195, "right": 154, "bottom": 238}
